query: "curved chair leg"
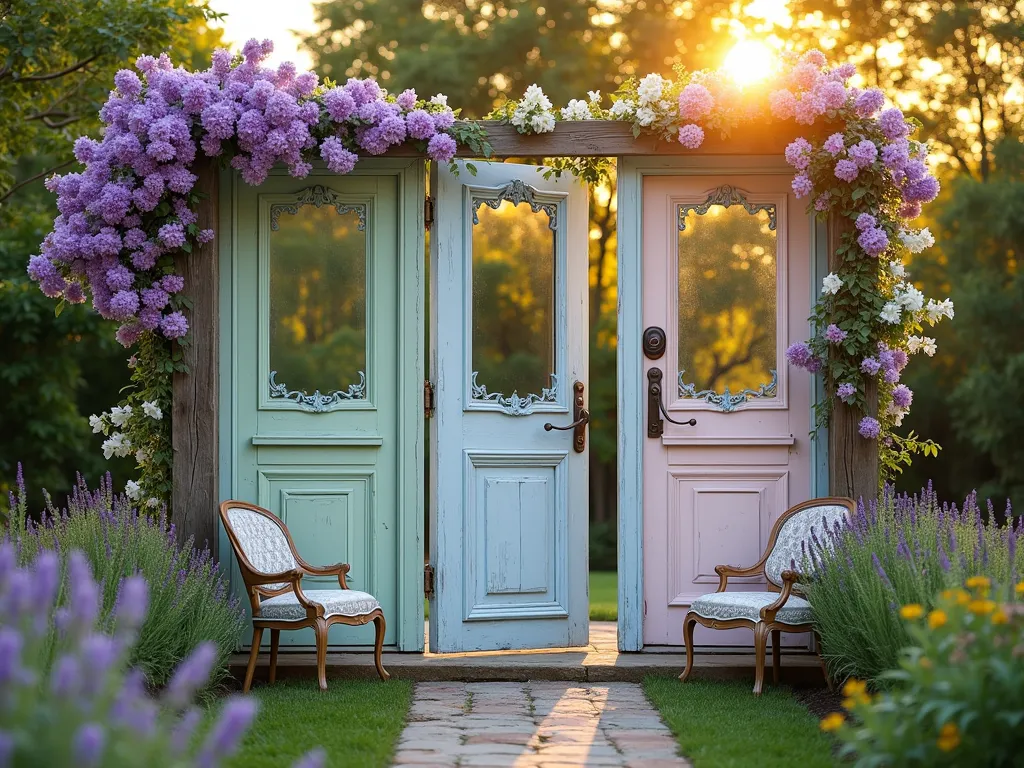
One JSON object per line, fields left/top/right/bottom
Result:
{"left": 753, "top": 622, "right": 769, "bottom": 696}
{"left": 771, "top": 629, "right": 781, "bottom": 685}
{"left": 269, "top": 629, "right": 280, "bottom": 684}
{"left": 679, "top": 614, "right": 697, "bottom": 682}
{"left": 373, "top": 614, "right": 390, "bottom": 681}
{"left": 314, "top": 618, "right": 329, "bottom": 691}
{"left": 243, "top": 626, "right": 263, "bottom": 694}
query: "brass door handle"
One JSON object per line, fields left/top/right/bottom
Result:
{"left": 648, "top": 367, "right": 697, "bottom": 438}
{"left": 543, "top": 380, "right": 589, "bottom": 453}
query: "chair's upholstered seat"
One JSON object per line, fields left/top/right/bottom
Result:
{"left": 258, "top": 589, "right": 381, "bottom": 621}
{"left": 689, "top": 591, "right": 813, "bottom": 626}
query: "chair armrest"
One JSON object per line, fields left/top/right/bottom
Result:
{"left": 714, "top": 562, "right": 766, "bottom": 592}
{"left": 247, "top": 567, "right": 305, "bottom": 587}
{"left": 759, "top": 570, "right": 800, "bottom": 622}
{"left": 295, "top": 558, "right": 351, "bottom": 589}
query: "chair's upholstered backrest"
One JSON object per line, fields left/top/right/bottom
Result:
{"left": 225, "top": 507, "right": 298, "bottom": 590}
{"left": 764, "top": 503, "right": 849, "bottom": 593}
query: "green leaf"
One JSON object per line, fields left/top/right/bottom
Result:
{"left": 54, "top": 299, "right": 65, "bottom": 318}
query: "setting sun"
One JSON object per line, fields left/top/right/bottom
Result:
{"left": 722, "top": 40, "right": 778, "bottom": 86}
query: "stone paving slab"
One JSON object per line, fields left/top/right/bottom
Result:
{"left": 392, "top": 681, "right": 691, "bottom": 768}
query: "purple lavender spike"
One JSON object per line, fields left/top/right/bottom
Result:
{"left": 872, "top": 553, "right": 893, "bottom": 590}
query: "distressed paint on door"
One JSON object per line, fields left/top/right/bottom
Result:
{"left": 640, "top": 172, "right": 813, "bottom": 647}
{"left": 429, "top": 161, "right": 589, "bottom": 652}
{"left": 219, "top": 160, "right": 425, "bottom": 651}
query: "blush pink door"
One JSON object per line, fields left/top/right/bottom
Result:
{"left": 641, "top": 174, "right": 813, "bottom": 647}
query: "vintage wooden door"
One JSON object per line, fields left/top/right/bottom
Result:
{"left": 220, "top": 161, "right": 425, "bottom": 650}
{"left": 429, "top": 161, "right": 590, "bottom": 652}
{"left": 638, "top": 170, "right": 814, "bottom": 647}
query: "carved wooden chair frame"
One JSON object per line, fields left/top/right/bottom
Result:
{"left": 219, "top": 500, "right": 389, "bottom": 692}
{"left": 679, "top": 496, "right": 855, "bottom": 695}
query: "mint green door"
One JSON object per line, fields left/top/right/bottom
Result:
{"left": 219, "top": 161, "right": 425, "bottom": 650}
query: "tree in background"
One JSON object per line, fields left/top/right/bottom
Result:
{"left": 0, "top": 0, "right": 222, "bottom": 500}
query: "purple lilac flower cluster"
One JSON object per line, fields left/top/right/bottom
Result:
{"left": 29, "top": 39, "right": 461, "bottom": 348}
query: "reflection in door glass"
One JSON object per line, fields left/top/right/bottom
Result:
{"left": 471, "top": 201, "right": 556, "bottom": 401}
{"left": 269, "top": 204, "right": 367, "bottom": 399}
{"left": 677, "top": 203, "right": 777, "bottom": 399}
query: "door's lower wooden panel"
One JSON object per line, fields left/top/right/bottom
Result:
{"left": 462, "top": 451, "right": 569, "bottom": 622}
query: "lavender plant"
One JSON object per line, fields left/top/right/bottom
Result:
{"left": 804, "top": 483, "right": 1023, "bottom": 684}
{"left": 2, "top": 466, "right": 245, "bottom": 695}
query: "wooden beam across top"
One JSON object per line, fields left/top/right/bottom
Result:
{"left": 384, "top": 119, "right": 824, "bottom": 158}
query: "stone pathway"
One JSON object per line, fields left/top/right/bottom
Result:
{"left": 393, "top": 681, "right": 691, "bottom": 767}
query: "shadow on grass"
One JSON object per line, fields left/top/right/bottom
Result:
{"left": 644, "top": 676, "right": 836, "bottom": 768}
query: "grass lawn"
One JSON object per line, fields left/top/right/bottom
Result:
{"left": 223, "top": 680, "right": 413, "bottom": 768}
{"left": 644, "top": 677, "right": 836, "bottom": 768}
{"left": 590, "top": 570, "right": 617, "bottom": 621}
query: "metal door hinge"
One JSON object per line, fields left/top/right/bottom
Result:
{"left": 423, "top": 380, "right": 435, "bottom": 418}
{"left": 424, "top": 563, "right": 435, "bottom": 598}
{"left": 424, "top": 196, "right": 435, "bottom": 230}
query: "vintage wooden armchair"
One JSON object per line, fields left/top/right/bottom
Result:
{"left": 219, "top": 500, "right": 389, "bottom": 692}
{"left": 679, "top": 496, "right": 855, "bottom": 695}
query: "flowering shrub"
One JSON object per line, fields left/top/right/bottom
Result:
{"left": 27, "top": 39, "right": 489, "bottom": 504}
{"left": 493, "top": 51, "right": 952, "bottom": 476}
{"left": 0, "top": 541, "right": 324, "bottom": 767}
{"left": 3, "top": 466, "right": 245, "bottom": 695}
{"left": 803, "top": 483, "right": 1023, "bottom": 684}
{"left": 821, "top": 580, "right": 1024, "bottom": 766}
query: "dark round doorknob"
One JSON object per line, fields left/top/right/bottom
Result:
{"left": 642, "top": 326, "right": 667, "bottom": 360}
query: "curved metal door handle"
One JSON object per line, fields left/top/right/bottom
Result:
{"left": 543, "top": 380, "right": 589, "bottom": 452}
{"left": 648, "top": 367, "right": 696, "bottom": 438}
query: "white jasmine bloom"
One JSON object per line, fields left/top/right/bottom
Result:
{"left": 560, "top": 99, "right": 592, "bottom": 121}
{"left": 889, "top": 260, "right": 907, "bottom": 278}
{"left": 635, "top": 106, "right": 657, "bottom": 126}
{"left": 821, "top": 272, "right": 843, "bottom": 295}
{"left": 102, "top": 432, "right": 131, "bottom": 460}
{"left": 510, "top": 108, "right": 528, "bottom": 128}
{"left": 146, "top": 497, "right": 161, "bottom": 508}
{"left": 886, "top": 403, "right": 907, "bottom": 426}
{"left": 125, "top": 480, "right": 141, "bottom": 500}
{"left": 109, "top": 405, "right": 132, "bottom": 427}
{"left": 921, "top": 337, "right": 938, "bottom": 356}
{"left": 896, "top": 284, "right": 925, "bottom": 312}
{"left": 925, "top": 298, "right": 954, "bottom": 324}
{"left": 880, "top": 301, "right": 902, "bottom": 324}
{"left": 609, "top": 98, "right": 635, "bottom": 118}
{"left": 637, "top": 73, "right": 665, "bottom": 104}
{"left": 907, "top": 335, "right": 923, "bottom": 353}
{"left": 529, "top": 111, "right": 555, "bottom": 133}
{"left": 587, "top": 90, "right": 601, "bottom": 103}
{"left": 89, "top": 414, "right": 105, "bottom": 434}
{"left": 142, "top": 400, "right": 162, "bottom": 420}
{"left": 135, "top": 448, "right": 148, "bottom": 463}
{"left": 899, "top": 227, "right": 935, "bottom": 254}
{"left": 521, "top": 84, "right": 552, "bottom": 111}
{"left": 429, "top": 93, "right": 448, "bottom": 107}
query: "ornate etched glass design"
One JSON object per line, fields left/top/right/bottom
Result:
{"left": 676, "top": 186, "right": 778, "bottom": 411}
{"left": 470, "top": 183, "right": 558, "bottom": 415}
{"left": 470, "top": 372, "right": 558, "bottom": 416}
{"left": 268, "top": 186, "right": 367, "bottom": 412}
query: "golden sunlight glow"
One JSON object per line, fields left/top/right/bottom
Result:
{"left": 721, "top": 40, "right": 777, "bottom": 86}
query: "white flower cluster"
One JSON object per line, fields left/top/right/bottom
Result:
{"left": 560, "top": 91, "right": 601, "bottom": 121}
{"left": 88, "top": 400, "right": 162, "bottom": 461}
{"left": 821, "top": 272, "right": 843, "bottom": 295}
{"left": 608, "top": 73, "right": 676, "bottom": 129}
{"left": 907, "top": 335, "right": 938, "bottom": 356}
{"left": 898, "top": 227, "right": 935, "bottom": 254}
{"left": 511, "top": 84, "right": 556, "bottom": 133}
{"left": 880, "top": 284, "right": 946, "bottom": 326}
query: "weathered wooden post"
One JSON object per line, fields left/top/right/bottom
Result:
{"left": 172, "top": 157, "right": 220, "bottom": 552}
{"left": 827, "top": 212, "right": 879, "bottom": 503}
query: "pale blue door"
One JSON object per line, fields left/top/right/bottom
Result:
{"left": 220, "top": 161, "right": 425, "bottom": 650}
{"left": 429, "top": 161, "right": 590, "bottom": 652}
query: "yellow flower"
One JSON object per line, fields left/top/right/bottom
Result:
{"left": 820, "top": 713, "right": 845, "bottom": 732}
{"left": 966, "top": 575, "right": 991, "bottom": 590}
{"left": 968, "top": 599, "right": 996, "bottom": 615}
{"left": 900, "top": 604, "right": 925, "bottom": 620}
{"left": 919, "top": 656, "right": 933, "bottom": 669}
{"left": 842, "top": 679, "right": 867, "bottom": 698}
{"left": 1015, "top": 581, "right": 1024, "bottom": 597}
{"left": 928, "top": 609, "right": 948, "bottom": 629}
{"left": 992, "top": 609, "right": 1009, "bottom": 625}
{"left": 937, "top": 722, "right": 960, "bottom": 752}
